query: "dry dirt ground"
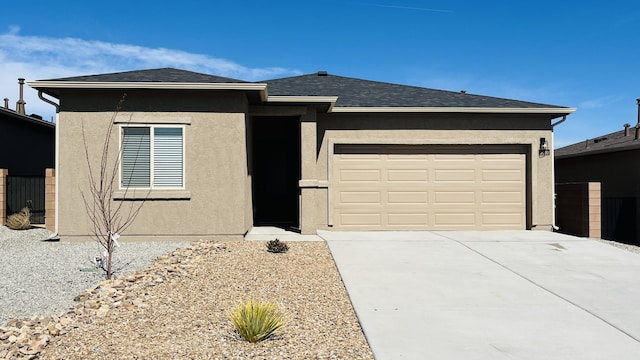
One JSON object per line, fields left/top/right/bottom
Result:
{"left": 5, "top": 240, "right": 374, "bottom": 360}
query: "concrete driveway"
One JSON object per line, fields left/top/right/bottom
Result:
{"left": 320, "top": 230, "right": 640, "bottom": 359}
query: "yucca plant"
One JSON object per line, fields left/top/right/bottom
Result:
{"left": 230, "top": 300, "right": 283, "bottom": 342}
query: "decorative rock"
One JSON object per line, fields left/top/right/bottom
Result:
{"left": 96, "top": 306, "right": 109, "bottom": 318}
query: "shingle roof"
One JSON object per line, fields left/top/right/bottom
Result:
{"left": 262, "top": 72, "right": 569, "bottom": 109}
{"left": 555, "top": 125, "right": 640, "bottom": 158}
{"left": 34, "top": 68, "right": 573, "bottom": 112}
{"left": 0, "top": 107, "right": 55, "bottom": 128}
{"left": 43, "top": 68, "right": 247, "bottom": 83}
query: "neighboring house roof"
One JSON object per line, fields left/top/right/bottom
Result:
{"left": 42, "top": 68, "right": 248, "bottom": 83}
{"left": 0, "top": 106, "right": 55, "bottom": 128}
{"left": 555, "top": 126, "right": 640, "bottom": 159}
{"left": 262, "top": 72, "right": 573, "bottom": 113}
{"left": 30, "top": 68, "right": 575, "bottom": 114}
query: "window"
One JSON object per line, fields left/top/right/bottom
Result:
{"left": 121, "top": 126, "right": 184, "bottom": 189}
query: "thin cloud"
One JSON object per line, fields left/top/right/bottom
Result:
{"left": 0, "top": 28, "right": 301, "bottom": 120}
{"left": 578, "top": 95, "right": 623, "bottom": 110}
{"left": 351, "top": 2, "right": 452, "bottom": 13}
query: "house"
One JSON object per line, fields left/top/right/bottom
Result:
{"left": 0, "top": 78, "right": 55, "bottom": 225}
{"left": 0, "top": 78, "right": 55, "bottom": 176}
{"left": 555, "top": 100, "right": 640, "bottom": 244}
{"left": 28, "top": 68, "right": 574, "bottom": 241}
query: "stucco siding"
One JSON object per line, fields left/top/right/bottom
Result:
{"left": 56, "top": 92, "right": 251, "bottom": 241}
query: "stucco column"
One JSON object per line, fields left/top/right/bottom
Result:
{"left": 533, "top": 133, "right": 555, "bottom": 230}
{"left": 0, "top": 169, "right": 7, "bottom": 225}
{"left": 299, "top": 109, "right": 317, "bottom": 234}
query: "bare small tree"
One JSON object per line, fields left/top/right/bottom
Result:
{"left": 80, "top": 94, "right": 147, "bottom": 279}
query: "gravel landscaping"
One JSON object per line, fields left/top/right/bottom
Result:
{"left": 0, "top": 226, "right": 189, "bottom": 327}
{"left": 0, "top": 227, "right": 374, "bottom": 359}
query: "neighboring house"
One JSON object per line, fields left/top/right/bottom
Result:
{"left": 0, "top": 78, "right": 55, "bottom": 225}
{"left": 555, "top": 101, "right": 640, "bottom": 244}
{"left": 0, "top": 79, "right": 55, "bottom": 176}
{"left": 29, "top": 68, "right": 574, "bottom": 241}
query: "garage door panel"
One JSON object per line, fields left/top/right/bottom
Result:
{"left": 388, "top": 191, "right": 429, "bottom": 204}
{"left": 435, "top": 169, "right": 476, "bottom": 183}
{"left": 434, "top": 153, "right": 475, "bottom": 161}
{"left": 434, "top": 212, "right": 476, "bottom": 226}
{"left": 339, "top": 153, "right": 382, "bottom": 160}
{"left": 434, "top": 191, "right": 476, "bottom": 204}
{"left": 482, "top": 169, "right": 523, "bottom": 182}
{"left": 339, "top": 213, "right": 382, "bottom": 226}
{"left": 333, "top": 145, "right": 526, "bottom": 230}
{"left": 388, "top": 212, "right": 429, "bottom": 226}
{"left": 339, "top": 169, "right": 381, "bottom": 182}
{"left": 387, "top": 153, "right": 429, "bottom": 160}
{"left": 387, "top": 169, "right": 429, "bottom": 182}
{"left": 482, "top": 191, "right": 524, "bottom": 204}
{"left": 482, "top": 213, "right": 524, "bottom": 226}
{"left": 339, "top": 191, "right": 381, "bottom": 204}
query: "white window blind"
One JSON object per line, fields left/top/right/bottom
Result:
{"left": 121, "top": 127, "right": 150, "bottom": 187}
{"left": 121, "top": 126, "right": 184, "bottom": 189}
{"left": 153, "top": 127, "right": 183, "bottom": 187}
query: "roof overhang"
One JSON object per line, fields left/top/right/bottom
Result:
{"left": 28, "top": 81, "right": 269, "bottom": 101}
{"left": 266, "top": 95, "right": 338, "bottom": 112}
{"left": 27, "top": 80, "right": 576, "bottom": 117}
{"left": 556, "top": 143, "right": 640, "bottom": 159}
{"left": 330, "top": 107, "right": 576, "bottom": 114}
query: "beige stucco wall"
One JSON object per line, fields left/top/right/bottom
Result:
{"left": 56, "top": 91, "right": 252, "bottom": 242}
{"left": 307, "top": 113, "right": 556, "bottom": 231}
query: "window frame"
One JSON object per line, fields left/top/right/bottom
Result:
{"left": 119, "top": 124, "right": 186, "bottom": 191}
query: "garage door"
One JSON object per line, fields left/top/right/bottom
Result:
{"left": 332, "top": 145, "right": 527, "bottom": 230}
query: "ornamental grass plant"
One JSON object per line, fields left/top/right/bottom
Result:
{"left": 230, "top": 300, "right": 284, "bottom": 343}
{"left": 6, "top": 207, "right": 31, "bottom": 230}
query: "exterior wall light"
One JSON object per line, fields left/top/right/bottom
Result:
{"left": 539, "top": 137, "right": 550, "bottom": 157}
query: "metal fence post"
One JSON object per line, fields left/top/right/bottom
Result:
{"left": 0, "top": 169, "right": 7, "bottom": 225}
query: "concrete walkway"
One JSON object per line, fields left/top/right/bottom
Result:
{"left": 320, "top": 230, "right": 640, "bottom": 360}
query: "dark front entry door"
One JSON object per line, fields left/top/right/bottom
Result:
{"left": 251, "top": 116, "right": 300, "bottom": 229}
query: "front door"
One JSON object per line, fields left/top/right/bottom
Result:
{"left": 251, "top": 116, "right": 300, "bottom": 229}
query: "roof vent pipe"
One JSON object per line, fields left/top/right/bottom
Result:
{"left": 637, "top": 98, "right": 640, "bottom": 125}
{"left": 635, "top": 124, "right": 640, "bottom": 140}
{"left": 16, "top": 78, "right": 26, "bottom": 115}
{"left": 624, "top": 123, "right": 631, "bottom": 136}
{"left": 3, "top": 98, "right": 8, "bottom": 109}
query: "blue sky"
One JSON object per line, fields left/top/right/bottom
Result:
{"left": 1, "top": 0, "right": 638, "bottom": 148}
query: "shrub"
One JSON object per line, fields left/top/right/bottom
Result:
{"left": 6, "top": 207, "right": 31, "bottom": 230}
{"left": 230, "top": 300, "right": 283, "bottom": 342}
{"left": 266, "top": 238, "right": 289, "bottom": 253}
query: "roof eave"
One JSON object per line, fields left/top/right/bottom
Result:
{"left": 556, "top": 143, "right": 640, "bottom": 159}
{"left": 266, "top": 95, "right": 339, "bottom": 112}
{"left": 28, "top": 81, "right": 269, "bottom": 101}
{"left": 330, "top": 107, "right": 576, "bottom": 114}
{"left": 0, "top": 107, "right": 55, "bottom": 128}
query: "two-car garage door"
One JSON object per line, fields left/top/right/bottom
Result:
{"left": 332, "top": 145, "right": 527, "bottom": 230}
